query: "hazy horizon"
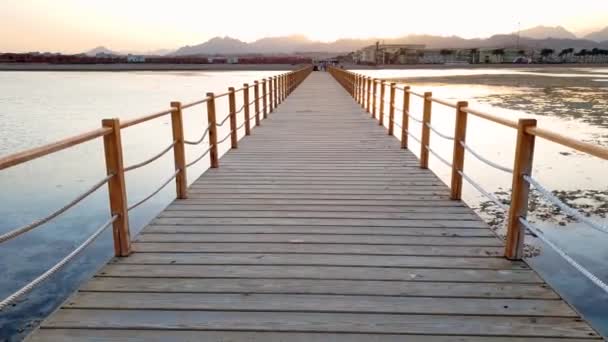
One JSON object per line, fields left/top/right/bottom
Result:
{"left": 1, "top": 0, "right": 608, "bottom": 53}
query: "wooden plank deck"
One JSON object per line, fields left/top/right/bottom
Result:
{"left": 27, "top": 72, "right": 602, "bottom": 341}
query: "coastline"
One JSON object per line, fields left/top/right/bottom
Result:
{"left": 347, "top": 63, "right": 607, "bottom": 70}
{"left": 0, "top": 63, "right": 301, "bottom": 72}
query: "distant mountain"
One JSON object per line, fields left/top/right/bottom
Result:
{"left": 585, "top": 27, "right": 608, "bottom": 42}
{"left": 518, "top": 26, "right": 577, "bottom": 40}
{"left": 170, "top": 33, "right": 608, "bottom": 56}
{"left": 85, "top": 46, "right": 118, "bottom": 56}
{"left": 173, "top": 37, "right": 248, "bottom": 55}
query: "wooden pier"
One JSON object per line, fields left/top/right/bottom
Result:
{"left": 21, "top": 71, "right": 603, "bottom": 341}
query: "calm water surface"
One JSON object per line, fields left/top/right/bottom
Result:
{"left": 1, "top": 68, "right": 608, "bottom": 339}
{"left": 0, "top": 70, "right": 284, "bottom": 340}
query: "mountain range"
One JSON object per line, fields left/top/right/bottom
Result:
{"left": 85, "top": 25, "right": 608, "bottom": 57}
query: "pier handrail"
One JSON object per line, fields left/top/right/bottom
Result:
{"left": 329, "top": 66, "right": 608, "bottom": 293}
{"left": 0, "top": 65, "right": 313, "bottom": 310}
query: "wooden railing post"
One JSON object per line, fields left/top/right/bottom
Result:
{"left": 400, "top": 87, "right": 411, "bottom": 149}
{"left": 243, "top": 84, "right": 251, "bottom": 135}
{"left": 372, "top": 79, "right": 378, "bottom": 119}
{"left": 273, "top": 76, "right": 278, "bottom": 108}
{"left": 388, "top": 83, "right": 396, "bottom": 136}
{"left": 420, "top": 92, "right": 432, "bottom": 169}
{"left": 268, "top": 78, "right": 273, "bottom": 114}
{"left": 355, "top": 75, "right": 360, "bottom": 103}
{"left": 379, "top": 81, "right": 386, "bottom": 126}
{"left": 505, "top": 119, "right": 537, "bottom": 260}
{"left": 262, "top": 79, "right": 268, "bottom": 118}
{"left": 450, "top": 101, "right": 468, "bottom": 200}
{"left": 366, "top": 77, "right": 371, "bottom": 112}
{"left": 254, "top": 81, "right": 261, "bottom": 126}
{"left": 206, "top": 92, "right": 219, "bottom": 168}
{"left": 228, "top": 87, "right": 238, "bottom": 149}
{"left": 170, "top": 101, "right": 188, "bottom": 199}
{"left": 101, "top": 118, "right": 131, "bottom": 257}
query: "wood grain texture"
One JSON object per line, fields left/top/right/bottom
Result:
{"left": 27, "top": 71, "right": 599, "bottom": 341}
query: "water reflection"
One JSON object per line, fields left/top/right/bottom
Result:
{"left": 0, "top": 70, "right": 284, "bottom": 340}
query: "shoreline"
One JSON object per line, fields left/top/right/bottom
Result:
{"left": 347, "top": 63, "right": 607, "bottom": 70}
{"left": 0, "top": 63, "right": 301, "bottom": 71}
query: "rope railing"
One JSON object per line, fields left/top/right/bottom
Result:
{"left": 186, "top": 146, "right": 212, "bottom": 168}
{"left": 217, "top": 130, "right": 234, "bottom": 145}
{"left": 216, "top": 112, "right": 232, "bottom": 127}
{"left": 524, "top": 175, "right": 608, "bottom": 234}
{"left": 0, "top": 214, "right": 118, "bottom": 311}
{"left": 331, "top": 67, "right": 608, "bottom": 297}
{"left": 425, "top": 145, "right": 453, "bottom": 168}
{"left": 460, "top": 141, "right": 513, "bottom": 174}
{"left": 425, "top": 122, "right": 455, "bottom": 141}
{"left": 0, "top": 65, "right": 313, "bottom": 298}
{"left": 459, "top": 170, "right": 510, "bottom": 212}
{"left": 184, "top": 125, "right": 211, "bottom": 146}
{"left": 518, "top": 217, "right": 608, "bottom": 293}
{"left": 128, "top": 169, "right": 180, "bottom": 211}
{"left": 0, "top": 174, "right": 113, "bottom": 244}
{"left": 124, "top": 141, "right": 176, "bottom": 172}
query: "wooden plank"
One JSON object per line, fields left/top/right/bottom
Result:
{"left": 144, "top": 225, "right": 494, "bottom": 236}
{"left": 40, "top": 310, "right": 598, "bottom": 338}
{"left": 27, "top": 330, "right": 601, "bottom": 342}
{"left": 170, "top": 199, "right": 466, "bottom": 207}
{"left": 164, "top": 204, "right": 473, "bottom": 213}
{"left": 136, "top": 233, "right": 501, "bottom": 246}
{"left": 132, "top": 242, "right": 504, "bottom": 256}
{"left": 63, "top": 292, "right": 576, "bottom": 317}
{"left": 158, "top": 210, "right": 480, "bottom": 221}
{"left": 97, "top": 264, "right": 543, "bottom": 283}
{"left": 113, "top": 253, "right": 525, "bottom": 269}
{"left": 151, "top": 218, "right": 490, "bottom": 228}
{"left": 80, "top": 277, "right": 559, "bottom": 299}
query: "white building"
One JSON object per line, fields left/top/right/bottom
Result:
{"left": 355, "top": 44, "right": 426, "bottom": 64}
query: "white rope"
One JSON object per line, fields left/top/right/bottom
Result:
{"left": 0, "top": 215, "right": 118, "bottom": 310}
{"left": 459, "top": 170, "right": 510, "bottom": 212}
{"left": 519, "top": 217, "right": 608, "bottom": 294}
{"left": 124, "top": 141, "right": 176, "bottom": 172}
{"left": 425, "top": 145, "right": 453, "bottom": 168}
{"left": 404, "top": 129, "right": 422, "bottom": 144}
{"left": 409, "top": 115, "right": 423, "bottom": 124}
{"left": 186, "top": 146, "right": 212, "bottom": 168}
{"left": 0, "top": 174, "right": 113, "bottom": 244}
{"left": 425, "top": 123, "right": 455, "bottom": 141}
{"left": 460, "top": 141, "right": 513, "bottom": 174}
{"left": 128, "top": 170, "right": 179, "bottom": 211}
{"left": 524, "top": 175, "right": 608, "bottom": 234}
{"left": 216, "top": 112, "right": 231, "bottom": 127}
{"left": 184, "top": 125, "right": 210, "bottom": 146}
{"left": 217, "top": 130, "right": 233, "bottom": 145}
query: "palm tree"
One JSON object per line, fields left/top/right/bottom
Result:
{"left": 492, "top": 48, "right": 505, "bottom": 63}
{"left": 540, "top": 49, "right": 555, "bottom": 63}
{"left": 440, "top": 49, "right": 454, "bottom": 63}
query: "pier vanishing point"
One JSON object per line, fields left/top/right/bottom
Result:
{"left": 1, "top": 66, "right": 607, "bottom": 341}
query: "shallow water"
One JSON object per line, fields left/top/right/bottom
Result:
{"left": 359, "top": 67, "right": 608, "bottom": 336}
{"left": 1, "top": 68, "right": 608, "bottom": 339}
{"left": 0, "top": 70, "right": 284, "bottom": 340}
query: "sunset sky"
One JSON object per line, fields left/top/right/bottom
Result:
{"left": 1, "top": 0, "right": 607, "bottom": 53}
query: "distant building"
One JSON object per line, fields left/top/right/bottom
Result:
{"left": 227, "top": 57, "right": 239, "bottom": 64}
{"left": 355, "top": 43, "right": 426, "bottom": 65}
{"left": 127, "top": 54, "right": 146, "bottom": 63}
{"left": 476, "top": 48, "right": 533, "bottom": 64}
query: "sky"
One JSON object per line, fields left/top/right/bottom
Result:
{"left": 1, "top": 0, "right": 608, "bottom": 53}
